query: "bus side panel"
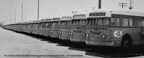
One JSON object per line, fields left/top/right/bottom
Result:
{"left": 110, "top": 28, "right": 141, "bottom": 46}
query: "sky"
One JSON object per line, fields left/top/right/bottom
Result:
{"left": 0, "top": 0, "right": 144, "bottom": 24}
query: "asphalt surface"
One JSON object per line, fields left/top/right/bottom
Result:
{"left": 1, "top": 27, "right": 144, "bottom": 58}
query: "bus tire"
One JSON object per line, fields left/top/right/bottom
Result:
{"left": 121, "top": 35, "right": 132, "bottom": 49}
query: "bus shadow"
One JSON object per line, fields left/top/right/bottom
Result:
{"left": 6, "top": 29, "right": 144, "bottom": 58}
{"left": 69, "top": 45, "right": 144, "bottom": 58}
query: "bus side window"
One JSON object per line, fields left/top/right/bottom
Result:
{"left": 111, "top": 18, "right": 116, "bottom": 26}
{"left": 133, "top": 19, "right": 140, "bottom": 27}
{"left": 129, "top": 19, "right": 133, "bottom": 27}
{"left": 142, "top": 20, "right": 144, "bottom": 27}
{"left": 116, "top": 18, "right": 120, "bottom": 26}
{"left": 122, "top": 18, "right": 128, "bottom": 26}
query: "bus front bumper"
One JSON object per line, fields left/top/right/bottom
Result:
{"left": 70, "top": 38, "right": 85, "bottom": 42}
{"left": 59, "top": 36, "right": 70, "bottom": 40}
{"left": 86, "top": 40, "right": 121, "bottom": 46}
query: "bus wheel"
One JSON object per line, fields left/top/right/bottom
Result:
{"left": 121, "top": 36, "right": 132, "bottom": 49}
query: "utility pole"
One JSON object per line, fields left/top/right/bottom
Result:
{"left": 37, "top": 0, "right": 39, "bottom": 19}
{"left": 21, "top": 3, "right": 23, "bottom": 21}
{"left": 98, "top": 0, "right": 101, "bottom": 9}
{"left": 119, "top": 3, "right": 127, "bottom": 9}
{"left": 129, "top": 0, "right": 133, "bottom": 10}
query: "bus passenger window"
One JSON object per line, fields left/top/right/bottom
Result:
{"left": 133, "top": 20, "right": 140, "bottom": 27}
{"left": 129, "top": 19, "right": 133, "bottom": 27}
{"left": 116, "top": 18, "right": 120, "bottom": 26}
{"left": 111, "top": 18, "right": 116, "bottom": 26}
{"left": 122, "top": 18, "right": 128, "bottom": 26}
{"left": 142, "top": 20, "right": 144, "bottom": 27}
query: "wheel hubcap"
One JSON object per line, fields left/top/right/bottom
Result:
{"left": 124, "top": 40, "right": 129, "bottom": 47}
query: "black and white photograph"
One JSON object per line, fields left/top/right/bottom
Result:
{"left": 0, "top": 0, "right": 144, "bottom": 58}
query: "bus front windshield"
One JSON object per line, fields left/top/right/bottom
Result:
{"left": 61, "top": 21, "right": 67, "bottom": 25}
{"left": 72, "top": 19, "right": 86, "bottom": 25}
{"left": 72, "top": 20, "right": 78, "bottom": 25}
{"left": 87, "top": 18, "right": 110, "bottom": 26}
{"left": 79, "top": 20, "right": 86, "bottom": 25}
{"left": 52, "top": 22, "right": 58, "bottom": 26}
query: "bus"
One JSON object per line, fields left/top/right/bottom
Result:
{"left": 70, "top": 13, "right": 87, "bottom": 42}
{"left": 26, "top": 21, "right": 34, "bottom": 33}
{"left": 37, "top": 19, "right": 46, "bottom": 35}
{"left": 31, "top": 20, "right": 41, "bottom": 35}
{"left": 50, "top": 17, "right": 61, "bottom": 38}
{"left": 59, "top": 16, "right": 71, "bottom": 40}
{"left": 40, "top": 18, "right": 52, "bottom": 37}
{"left": 86, "top": 10, "right": 144, "bottom": 48}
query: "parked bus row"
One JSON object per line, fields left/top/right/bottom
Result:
{"left": 3, "top": 10, "right": 144, "bottom": 48}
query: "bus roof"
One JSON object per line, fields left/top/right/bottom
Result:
{"left": 72, "top": 14, "right": 87, "bottom": 20}
{"left": 88, "top": 10, "right": 144, "bottom": 18}
{"left": 52, "top": 17, "right": 61, "bottom": 21}
{"left": 40, "top": 18, "right": 52, "bottom": 23}
{"left": 61, "top": 16, "right": 71, "bottom": 21}
{"left": 110, "top": 10, "right": 144, "bottom": 17}
{"left": 32, "top": 20, "right": 41, "bottom": 23}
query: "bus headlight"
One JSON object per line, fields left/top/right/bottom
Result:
{"left": 101, "top": 34, "right": 106, "bottom": 39}
{"left": 69, "top": 32, "right": 71, "bottom": 35}
{"left": 50, "top": 31, "right": 52, "bottom": 33}
{"left": 86, "top": 34, "right": 90, "bottom": 40}
{"left": 69, "top": 32, "right": 73, "bottom": 35}
{"left": 82, "top": 33, "right": 86, "bottom": 36}
{"left": 59, "top": 31, "right": 62, "bottom": 34}
{"left": 86, "top": 34, "right": 90, "bottom": 37}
